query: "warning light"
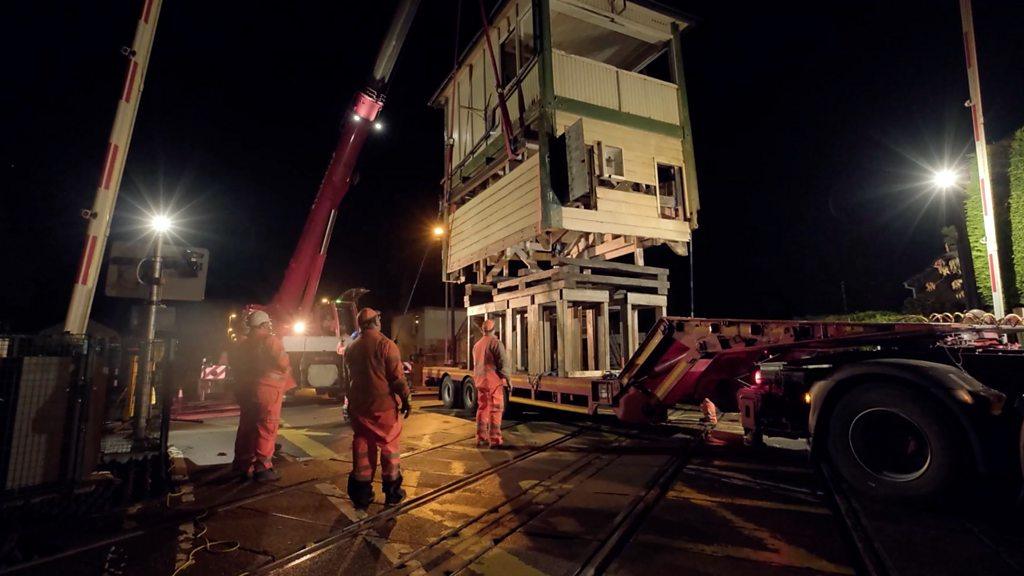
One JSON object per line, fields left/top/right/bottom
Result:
{"left": 803, "top": 392, "right": 812, "bottom": 404}
{"left": 753, "top": 369, "right": 764, "bottom": 385}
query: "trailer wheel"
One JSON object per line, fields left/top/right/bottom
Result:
{"left": 462, "top": 378, "right": 478, "bottom": 414}
{"left": 439, "top": 375, "right": 460, "bottom": 409}
{"left": 826, "top": 383, "right": 962, "bottom": 499}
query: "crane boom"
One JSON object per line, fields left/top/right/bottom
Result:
{"left": 269, "top": 0, "right": 421, "bottom": 327}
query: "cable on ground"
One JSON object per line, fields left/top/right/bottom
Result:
{"left": 169, "top": 510, "right": 240, "bottom": 576}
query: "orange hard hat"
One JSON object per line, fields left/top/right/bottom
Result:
{"left": 481, "top": 319, "right": 495, "bottom": 332}
{"left": 357, "top": 307, "right": 380, "bottom": 326}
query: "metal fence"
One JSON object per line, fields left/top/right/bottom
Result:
{"left": 0, "top": 335, "right": 100, "bottom": 493}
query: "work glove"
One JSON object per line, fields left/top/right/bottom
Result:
{"left": 400, "top": 395, "right": 412, "bottom": 419}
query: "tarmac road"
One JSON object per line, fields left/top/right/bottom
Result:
{"left": 6, "top": 399, "right": 857, "bottom": 575}
{"left": 12, "top": 397, "right": 1020, "bottom": 576}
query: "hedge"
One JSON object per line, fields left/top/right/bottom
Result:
{"left": 1009, "top": 127, "right": 1024, "bottom": 306}
{"left": 962, "top": 137, "right": 1020, "bottom": 309}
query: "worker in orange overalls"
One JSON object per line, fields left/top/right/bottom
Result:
{"left": 232, "top": 310, "right": 295, "bottom": 482}
{"left": 345, "top": 308, "right": 412, "bottom": 508}
{"left": 473, "top": 319, "right": 508, "bottom": 448}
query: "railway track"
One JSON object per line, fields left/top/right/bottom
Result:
{"left": 257, "top": 425, "right": 592, "bottom": 574}
{"left": 819, "top": 459, "right": 1024, "bottom": 576}
{"left": 0, "top": 420, "right": 525, "bottom": 575}
{"left": 7, "top": 412, "right": 709, "bottom": 576}
{"left": 573, "top": 450, "right": 691, "bottom": 576}
{"left": 817, "top": 461, "right": 894, "bottom": 576}
{"left": 259, "top": 420, "right": 698, "bottom": 575}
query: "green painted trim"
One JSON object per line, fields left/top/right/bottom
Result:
{"left": 535, "top": 0, "right": 561, "bottom": 230}
{"left": 670, "top": 22, "right": 700, "bottom": 224}
{"left": 551, "top": 97, "right": 684, "bottom": 140}
{"left": 455, "top": 135, "right": 505, "bottom": 183}
{"left": 536, "top": 0, "right": 555, "bottom": 110}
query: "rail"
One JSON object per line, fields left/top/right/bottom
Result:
{"left": 1, "top": 421, "right": 525, "bottom": 574}
{"left": 254, "top": 424, "right": 589, "bottom": 573}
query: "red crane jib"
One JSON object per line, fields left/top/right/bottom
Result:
{"left": 254, "top": 0, "right": 419, "bottom": 332}
{"left": 269, "top": 92, "right": 383, "bottom": 327}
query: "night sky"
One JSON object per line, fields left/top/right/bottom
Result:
{"left": 3, "top": 1, "right": 1023, "bottom": 333}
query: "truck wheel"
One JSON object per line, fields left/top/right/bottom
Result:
{"left": 462, "top": 378, "right": 478, "bottom": 414}
{"left": 440, "top": 375, "right": 459, "bottom": 409}
{"left": 826, "top": 383, "right": 962, "bottom": 500}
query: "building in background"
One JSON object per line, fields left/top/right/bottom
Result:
{"left": 391, "top": 306, "right": 468, "bottom": 367}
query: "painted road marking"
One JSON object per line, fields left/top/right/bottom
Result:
{"left": 317, "top": 483, "right": 413, "bottom": 568}
{"left": 660, "top": 484, "right": 853, "bottom": 574}
{"left": 278, "top": 420, "right": 338, "bottom": 460}
{"left": 669, "top": 484, "right": 831, "bottom": 515}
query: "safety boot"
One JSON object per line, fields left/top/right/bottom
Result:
{"left": 347, "top": 474, "right": 374, "bottom": 509}
{"left": 382, "top": 475, "right": 406, "bottom": 506}
{"left": 253, "top": 468, "right": 281, "bottom": 483}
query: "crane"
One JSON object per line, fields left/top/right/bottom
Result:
{"left": 261, "top": 0, "right": 419, "bottom": 332}
{"left": 239, "top": 0, "right": 422, "bottom": 391}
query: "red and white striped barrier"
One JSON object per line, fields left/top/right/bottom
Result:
{"left": 200, "top": 365, "right": 228, "bottom": 380}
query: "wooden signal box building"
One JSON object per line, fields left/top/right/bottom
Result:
{"left": 432, "top": 0, "right": 700, "bottom": 377}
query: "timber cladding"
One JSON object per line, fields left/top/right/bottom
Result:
{"left": 554, "top": 111, "right": 686, "bottom": 187}
{"left": 565, "top": 195, "right": 692, "bottom": 242}
{"left": 447, "top": 154, "right": 542, "bottom": 272}
{"left": 552, "top": 50, "right": 680, "bottom": 125}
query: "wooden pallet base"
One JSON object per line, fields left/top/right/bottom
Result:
{"left": 463, "top": 257, "right": 667, "bottom": 377}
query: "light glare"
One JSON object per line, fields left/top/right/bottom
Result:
{"left": 293, "top": 321, "right": 307, "bottom": 334}
{"left": 932, "top": 168, "right": 958, "bottom": 190}
{"left": 150, "top": 214, "right": 173, "bottom": 233}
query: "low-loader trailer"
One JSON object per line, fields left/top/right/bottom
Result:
{"left": 424, "top": 316, "right": 1024, "bottom": 499}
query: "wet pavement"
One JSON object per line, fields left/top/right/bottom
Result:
{"left": 4, "top": 399, "right": 863, "bottom": 575}
{"left": 828, "top": 464, "right": 1024, "bottom": 576}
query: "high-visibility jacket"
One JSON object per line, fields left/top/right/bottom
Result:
{"left": 235, "top": 332, "right": 296, "bottom": 392}
{"left": 345, "top": 328, "right": 410, "bottom": 416}
{"left": 472, "top": 334, "right": 508, "bottom": 392}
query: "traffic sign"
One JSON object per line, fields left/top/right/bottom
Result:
{"left": 105, "top": 241, "right": 209, "bottom": 301}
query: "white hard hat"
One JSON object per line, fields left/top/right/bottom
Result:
{"left": 246, "top": 310, "right": 271, "bottom": 328}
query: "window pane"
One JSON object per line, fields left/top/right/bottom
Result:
{"left": 500, "top": 29, "right": 517, "bottom": 86}
{"left": 520, "top": 7, "right": 536, "bottom": 65}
